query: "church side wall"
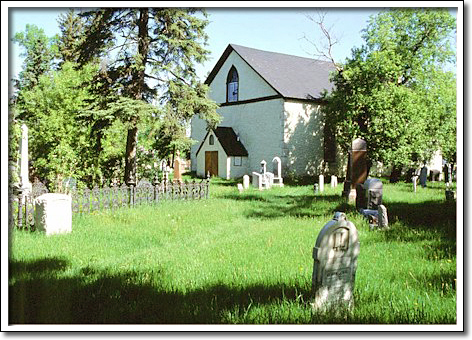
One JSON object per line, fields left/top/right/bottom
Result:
{"left": 283, "top": 100, "right": 325, "bottom": 177}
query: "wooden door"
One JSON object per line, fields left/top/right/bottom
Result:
{"left": 205, "top": 151, "right": 218, "bottom": 177}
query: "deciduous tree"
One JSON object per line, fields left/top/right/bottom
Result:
{"left": 322, "top": 8, "right": 456, "bottom": 175}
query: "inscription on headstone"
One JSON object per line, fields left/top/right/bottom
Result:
{"left": 312, "top": 212, "right": 360, "bottom": 310}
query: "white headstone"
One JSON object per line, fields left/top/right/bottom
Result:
{"left": 34, "top": 193, "right": 72, "bottom": 236}
{"left": 377, "top": 204, "right": 389, "bottom": 229}
{"left": 260, "top": 160, "right": 267, "bottom": 175}
{"left": 243, "top": 175, "right": 250, "bottom": 189}
{"left": 312, "top": 212, "right": 360, "bottom": 310}
{"left": 19, "top": 124, "right": 32, "bottom": 193}
{"left": 412, "top": 175, "right": 418, "bottom": 193}
{"left": 237, "top": 183, "right": 244, "bottom": 193}
{"left": 319, "top": 175, "right": 324, "bottom": 192}
{"left": 272, "top": 157, "right": 284, "bottom": 187}
{"left": 252, "top": 172, "right": 263, "bottom": 190}
{"left": 331, "top": 175, "right": 338, "bottom": 188}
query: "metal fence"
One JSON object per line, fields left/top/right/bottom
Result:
{"left": 11, "top": 178, "right": 210, "bottom": 231}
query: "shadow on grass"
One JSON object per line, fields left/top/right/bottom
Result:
{"left": 220, "top": 193, "right": 346, "bottom": 220}
{"left": 383, "top": 200, "right": 456, "bottom": 242}
{"left": 9, "top": 256, "right": 456, "bottom": 324}
{"left": 9, "top": 257, "right": 316, "bottom": 324}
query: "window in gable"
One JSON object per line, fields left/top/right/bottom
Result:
{"left": 209, "top": 134, "right": 214, "bottom": 145}
{"left": 227, "top": 66, "right": 239, "bottom": 102}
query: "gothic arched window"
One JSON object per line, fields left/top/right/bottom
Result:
{"left": 226, "top": 66, "right": 239, "bottom": 102}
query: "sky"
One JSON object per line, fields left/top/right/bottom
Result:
{"left": 6, "top": 6, "right": 381, "bottom": 83}
{"left": 6, "top": 3, "right": 459, "bottom": 84}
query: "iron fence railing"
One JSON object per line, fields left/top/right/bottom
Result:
{"left": 10, "top": 178, "right": 210, "bottom": 231}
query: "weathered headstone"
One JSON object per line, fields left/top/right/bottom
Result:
{"left": 377, "top": 204, "right": 389, "bottom": 229}
{"left": 419, "top": 166, "right": 428, "bottom": 188}
{"left": 344, "top": 138, "right": 368, "bottom": 203}
{"left": 312, "top": 212, "right": 360, "bottom": 310}
{"left": 314, "top": 183, "right": 319, "bottom": 195}
{"left": 364, "top": 178, "right": 383, "bottom": 209}
{"left": 34, "top": 193, "right": 72, "bottom": 236}
{"left": 243, "top": 175, "right": 250, "bottom": 189}
{"left": 331, "top": 175, "right": 338, "bottom": 188}
{"left": 319, "top": 175, "right": 324, "bottom": 192}
{"left": 173, "top": 158, "right": 182, "bottom": 183}
{"left": 237, "top": 183, "right": 244, "bottom": 193}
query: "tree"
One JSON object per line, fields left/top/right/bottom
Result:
{"left": 78, "top": 8, "right": 220, "bottom": 185}
{"left": 12, "top": 24, "right": 57, "bottom": 100}
{"left": 14, "top": 62, "right": 97, "bottom": 190}
{"left": 322, "top": 8, "right": 456, "bottom": 176}
{"left": 56, "top": 9, "right": 86, "bottom": 65}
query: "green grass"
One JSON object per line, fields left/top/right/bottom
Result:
{"left": 8, "top": 178, "right": 457, "bottom": 325}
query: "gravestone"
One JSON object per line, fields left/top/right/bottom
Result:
{"left": 243, "top": 175, "right": 250, "bottom": 189}
{"left": 343, "top": 138, "right": 368, "bottom": 203}
{"left": 252, "top": 160, "right": 273, "bottom": 190}
{"left": 314, "top": 183, "right": 319, "bottom": 195}
{"left": 419, "top": 166, "right": 428, "bottom": 188}
{"left": 272, "top": 156, "right": 284, "bottom": 187}
{"left": 331, "top": 175, "right": 338, "bottom": 188}
{"left": 312, "top": 212, "right": 360, "bottom": 310}
{"left": 252, "top": 172, "right": 263, "bottom": 190}
{"left": 35, "top": 193, "right": 72, "bottom": 236}
{"left": 364, "top": 178, "right": 383, "bottom": 209}
{"left": 173, "top": 158, "right": 182, "bottom": 183}
{"left": 19, "top": 124, "right": 32, "bottom": 193}
{"left": 412, "top": 175, "right": 418, "bottom": 193}
{"left": 319, "top": 175, "right": 324, "bottom": 192}
{"left": 377, "top": 204, "right": 389, "bottom": 229}
{"left": 237, "top": 183, "right": 244, "bottom": 193}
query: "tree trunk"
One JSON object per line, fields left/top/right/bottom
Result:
{"left": 124, "top": 8, "right": 149, "bottom": 185}
{"left": 389, "top": 164, "right": 402, "bottom": 183}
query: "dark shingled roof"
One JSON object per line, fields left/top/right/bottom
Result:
{"left": 205, "top": 44, "right": 336, "bottom": 100}
{"left": 196, "top": 127, "right": 248, "bottom": 157}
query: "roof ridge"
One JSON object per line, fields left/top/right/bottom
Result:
{"left": 229, "top": 43, "right": 331, "bottom": 64}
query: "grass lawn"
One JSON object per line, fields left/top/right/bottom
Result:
{"left": 8, "top": 177, "right": 458, "bottom": 325}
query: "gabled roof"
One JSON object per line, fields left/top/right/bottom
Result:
{"left": 205, "top": 44, "right": 336, "bottom": 101}
{"left": 196, "top": 127, "right": 248, "bottom": 157}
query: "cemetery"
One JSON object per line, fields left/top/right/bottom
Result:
{"left": 9, "top": 156, "right": 457, "bottom": 324}
{"left": 7, "top": 7, "right": 458, "bottom": 329}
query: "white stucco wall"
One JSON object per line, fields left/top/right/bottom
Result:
{"left": 191, "top": 50, "right": 331, "bottom": 179}
{"left": 191, "top": 49, "right": 284, "bottom": 176}
{"left": 283, "top": 100, "right": 325, "bottom": 177}
{"left": 208, "top": 51, "right": 278, "bottom": 103}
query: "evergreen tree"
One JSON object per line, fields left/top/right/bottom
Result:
{"left": 12, "top": 24, "right": 56, "bottom": 102}
{"left": 56, "top": 9, "right": 86, "bottom": 65}
{"left": 78, "top": 8, "right": 220, "bottom": 185}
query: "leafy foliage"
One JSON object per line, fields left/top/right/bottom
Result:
{"left": 324, "top": 8, "right": 456, "bottom": 169}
